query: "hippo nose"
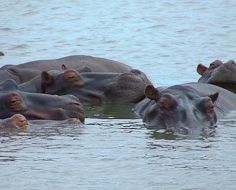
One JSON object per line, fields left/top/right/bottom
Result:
{"left": 67, "top": 100, "right": 84, "bottom": 123}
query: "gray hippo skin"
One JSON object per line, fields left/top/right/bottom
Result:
{"left": 14, "top": 66, "right": 152, "bottom": 105}
{"left": 134, "top": 83, "right": 236, "bottom": 136}
{"left": 197, "top": 60, "right": 236, "bottom": 93}
{"left": 0, "top": 55, "right": 132, "bottom": 83}
{"left": 0, "top": 89, "right": 85, "bottom": 122}
{"left": 0, "top": 114, "right": 29, "bottom": 129}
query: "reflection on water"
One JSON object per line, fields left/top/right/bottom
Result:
{"left": 0, "top": 0, "right": 236, "bottom": 189}
{"left": 84, "top": 103, "right": 138, "bottom": 119}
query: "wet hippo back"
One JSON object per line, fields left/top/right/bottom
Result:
{"left": 0, "top": 55, "right": 132, "bottom": 84}
{"left": 8, "top": 55, "right": 132, "bottom": 73}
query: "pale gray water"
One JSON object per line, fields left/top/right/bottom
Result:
{"left": 0, "top": 0, "right": 236, "bottom": 189}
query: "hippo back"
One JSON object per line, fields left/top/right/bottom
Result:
{"left": 6, "top": 55, "right": 132, "bottom": 73}
{"left": 183, "top": 83, "right": 236, "bottom": 118}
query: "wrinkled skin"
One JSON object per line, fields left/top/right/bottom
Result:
{"left": 0, "top": 114, "right": 29, "bottom": 129}
{"left": 0, "top": 90, "right": 84, "bottom": 122}
{"left": 14, "top": 67, "right": 152, "bottom": 104}
{"left": 0, "top": 55, "right": 132, "bottom": 83}
{"left": 197, "top": 60, "right": 236, "bottom": 93}
{"left": 135, "top": 83, "right": 236, "bottom": 136}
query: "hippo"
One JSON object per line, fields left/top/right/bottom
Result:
{"left": 0, "top": 88, "right": 85, "bottom": 122}
{"left": 0, "top": 55, "right": 132, "bottom": 83}
{"left": 0, "top": 114, "right": 29, "bottom": 129}
{"left": 10, "top": 66, "right": 152, "bottom": 105}
{"left": 134, "top": 83, "right": 236, "bottom": 136}
{"left": 197, "top": 60, "right": 236, "bottom": 93}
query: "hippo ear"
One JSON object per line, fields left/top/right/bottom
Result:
{"left": 197, "top": 64, "right": 208, "bottom": 75}
{"left": 61, "top": 64, "right": 68, "bottom": 70}
{"left": 209, "top": 92, "right": 219, "bottom": 103}
{"left": 41, "top": 71, "right": 53, "bottom": 86}
{"left": 145, "top": 85, "right": 160, "bottom": 100}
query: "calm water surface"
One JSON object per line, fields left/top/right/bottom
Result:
{"left": 0, "top": 0, "right": 236, "bottom": 189}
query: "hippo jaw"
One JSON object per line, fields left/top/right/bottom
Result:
{"left": 20, "top": 103, "right": 84, "bottom": 122}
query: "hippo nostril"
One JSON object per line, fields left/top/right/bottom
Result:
{"left": 69, "top": 101, "right": 82, "bottom": 108}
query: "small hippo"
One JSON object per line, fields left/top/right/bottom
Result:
{"left": 197, "top": 60, "right": 236, "bottom": 93}
{"left": 134, "top": 83, "right": 236, "bottom": 136}
{"left": 0, "top": 88, "right": 85, "bottom": 122}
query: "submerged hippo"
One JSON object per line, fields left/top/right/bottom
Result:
{"left": 0, "top": 89, "right": 84, "bottom": 122}
{"left": 0, "top": 114, "right": 29, "bottom": 129}
{"left": 11, "top": 66, "right": 152, "bottom": 104}
{"left": 0, "top": 55, "right": 132, "bottom": 83}
{"left": 197, "top": 60, "right": 236, "bottom": 93}
{"left": 135, "top": 83, "right": 236, "bottom": 136}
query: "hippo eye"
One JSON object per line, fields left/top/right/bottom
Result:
{"left": 159, "top": 95, "right": 177, "bottom": 111}
{"left": 64, "top": 70, "right": 80, "bottom": 82}
{"left": 11, "top": 99, "right": 18, "bottom": 105}
{"left": 6, "top": 93, "right": 23, "bottom": 111}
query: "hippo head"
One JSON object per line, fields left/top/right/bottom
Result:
{"left": 40, "top": 66, "right": 151, "bottom": 104}
{"left": 197, "top": 60, "right": 236, "bottom": 93}
{"left": 40, "top": 67, "right": 103, "bottom": 104}
{"left": 0, "top": 114, "right": 29, "bottom": 129}
{"left": 197, "top": 60, "right": 223, "bottom": 79}
{"left": 0, "top": 90, "right": 84, "bottom": 122}
{"left": 142, "top": 85, "right": 219, "bottom": 135}
{"left": 41, "top": 65, "right": 83, "bottom": 94}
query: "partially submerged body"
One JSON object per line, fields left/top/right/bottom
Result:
{"left": 6, "top": 67, "right": 152, "bottom": 105}
{"left": 0, "top": 89, "right": 85, "bottom": 122}
{"left": 135, "top": 83, "right": 236, "bottom": 136}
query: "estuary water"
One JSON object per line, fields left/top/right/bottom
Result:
{"left": 0, "top": 0, "right": 236, "bottom": 189}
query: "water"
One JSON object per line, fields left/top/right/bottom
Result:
{"left": 0, "top": 0, "right": 236, "bottom": 189}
